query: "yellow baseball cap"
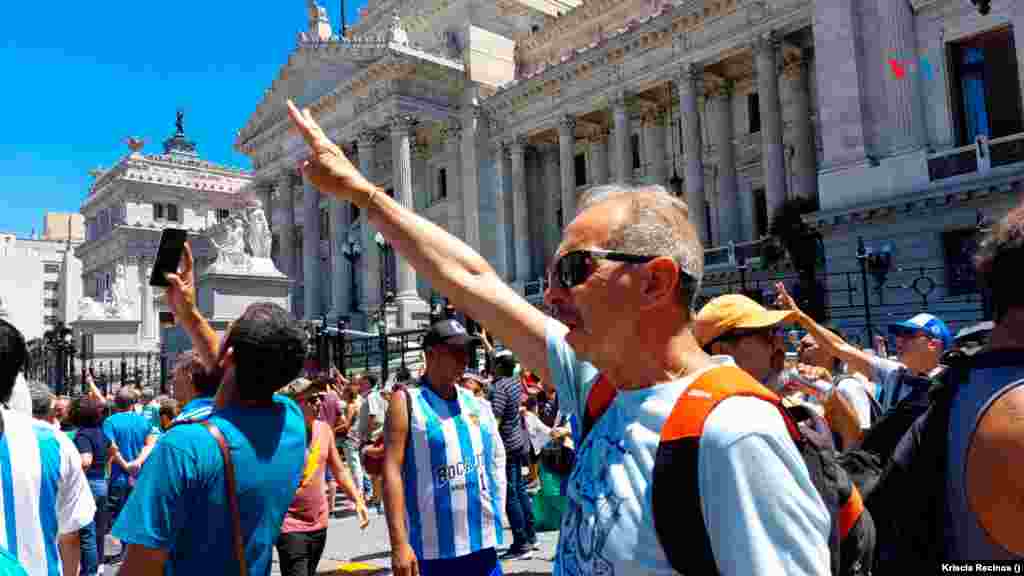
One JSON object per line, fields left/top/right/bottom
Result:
{"left": 694, "top": 294, "right": 796, "bottom": 347}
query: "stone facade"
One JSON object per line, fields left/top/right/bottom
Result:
{"left": 239, "top": 0, "right": 1024, "bottom": 336}
{"left": 76, "top": 119, "right": 253, "bottom": 357}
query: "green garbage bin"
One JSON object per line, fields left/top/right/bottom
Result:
{"left": 532, "top": 464, "right": 567, "bottom": 532}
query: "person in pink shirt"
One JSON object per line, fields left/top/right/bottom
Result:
{"left": 277, "top": 378, "right": 369, "bottom": 576}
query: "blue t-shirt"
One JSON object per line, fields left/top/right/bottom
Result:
{"left": 103, "top": 411, "right": 158, "bottom": 486}
{"left": 74, "top": 426, "right": 110, "bottom": 481}
{"left": 173, "top": 396, "right": 215, "bottom": 424}
{"left": 111, "top": 395, "right": 306, "bottom": 575}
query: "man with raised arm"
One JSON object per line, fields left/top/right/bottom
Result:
{"left": 287, "top": 101, "right": 829, "bottom": 575}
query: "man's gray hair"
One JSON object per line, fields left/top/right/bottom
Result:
{"left": 29, "top": 382, "right": 55, "bottom": 419}
{"left": 576, "top": 183, "right": 704, "bottom": 308}
{"left": 115, "top": 386, "right": 139, "bottom": 410}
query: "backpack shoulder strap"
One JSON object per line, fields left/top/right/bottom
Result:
{"left": 200, "top": 421, "right": 248, "bottom": 576}
{"left": 660, "top": 364, "right": 791, "bottom": 443}
{"left": 581, "top": 373, "right": 617, "bottom": 441}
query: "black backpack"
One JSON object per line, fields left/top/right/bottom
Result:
{"left": 651, "top": 365, "right": 875, "bottom": 576}
{"left": 866, "top": 348, "right": 1024, "bottom": 570}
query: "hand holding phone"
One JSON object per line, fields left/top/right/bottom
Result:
{"left": 149, "top": 229, "right": 188, "bottom": 287}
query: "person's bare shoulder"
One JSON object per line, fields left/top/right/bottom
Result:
{"left": 967, "top": 386, "right": 1024, "bottom": 555}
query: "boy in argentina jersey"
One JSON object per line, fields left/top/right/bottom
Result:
{"left": 381, "top": 320, "right": 507, "bottom": 576}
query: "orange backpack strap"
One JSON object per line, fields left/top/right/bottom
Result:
{"left": 660, "top": 365, "right": 795, "bottom": 443}
{"left": 582, "top": 373, "right": 618, "bottom": 440}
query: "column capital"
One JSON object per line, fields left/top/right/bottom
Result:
{"left": 440, "top": 119, "right": 462, "bottom": 144}
{"left": 356, "top": 128, "right": 381, "bottom": 148}
{"left": 558, "top": 115, "right": 577, "bottom": 134}
{"left": 752, "top": 30, "right": 781, "bottom": 56}
{"left": 676, "top": 63, "right": 703, "bottom": 93}
{"left": 388, "top": 114, "right": 418, "bottom": 135}
{"left": 509, "top": 135, "right": 528, "bottom": 155}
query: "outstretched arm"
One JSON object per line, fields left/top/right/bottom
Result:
{"left": 775, "top": 282, "right": 875, "bottom": 378}
{"left": 287, "top": 101, "right": 555, "bottom": 387}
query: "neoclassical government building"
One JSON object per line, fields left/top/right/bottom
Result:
{"left": 236, "top": 0, "right": 1024, "bottom": 333}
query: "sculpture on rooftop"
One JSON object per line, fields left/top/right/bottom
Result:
{"left": 175, "top": 109, "right": 185, "bottom": 135}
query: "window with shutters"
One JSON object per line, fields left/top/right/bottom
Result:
{"left": 748, "top": 93, "right": 761, "bottom": 134}
{"left": 437, "top": 168, "right": 448, "bottom": 201}
{"left": 575, "top": 153, "right": 587, "bottom": 187}
{"left": 631, "top": 134, "right": 641, "bottom": 170}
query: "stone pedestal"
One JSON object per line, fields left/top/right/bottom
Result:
{"left": 72, "top": 319, "right": 146, "bottom": 359}
{"left": 195, "top": 267, "right": 292, "bottom": 335}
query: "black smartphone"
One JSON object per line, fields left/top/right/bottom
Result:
{"left": 149, "top": 228, "right": 188, "bottom": 287}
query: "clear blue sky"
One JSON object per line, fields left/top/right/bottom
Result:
{"left": 0, "top": 1, "right": 366, "bottom": 238}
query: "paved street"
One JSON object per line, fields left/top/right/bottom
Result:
{"left": 105, "top": 508, "right": 557, "bottom": 575}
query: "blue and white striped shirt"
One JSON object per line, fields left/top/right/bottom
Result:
{"left": 403, "top": 382, "right": 507, "bottom": 561}
{"left": 172, "top": 396, "right": 215, "bottom": 424}
{"left": 0, "top": 409, "right": 95, "bottom": 576}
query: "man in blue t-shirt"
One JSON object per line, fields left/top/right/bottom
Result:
{"left": 103, "top": 386, "right": 158, "bottom": 563}
{"left": 169, "top": 350, "right": 217, "bottom": 424}
{"left": 113, "top": 242, "right": 308, "bottom": 575}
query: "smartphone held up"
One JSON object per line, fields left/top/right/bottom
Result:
{"left": 149, "top": 228, "right": 188, "bottom": 288}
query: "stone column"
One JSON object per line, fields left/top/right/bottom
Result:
{"left": 558, "top": 116, "right": 577, "bottom": 227}
{"left": 714, "top": 80, "right": 740, "bottom": 244}
{"left": 329, "top": 170, "right": 350, "bottom": 319}
{"left": 275, "top": 171, "right": 296, "bottom": 278}
{"left": 492, "top": 142, "right": 510, "bottom": 279}
{"left": 645, "top": 111, "right": 666, "bottom": 185}
{"left": 139, "top": 257, "right": 152, "bottom": 339}
{"left": 357, "top": 129, "right": 381, "bottom": 314}
{"left": 679, "top": 64, "right": 708, "bottom": 244}
{"left": 509, "top": 137, "right": 531, "bottom": 283}
{"left": 390, "top": 115, "right": 428, "bottom": 328}
{"left": 612, "top": 94, "right": 632, "bottom": 183}
{"left": 755, "top": 32, "right": 787, "bottom": 224}
{"left": 302, "top": 174, "right": 322, "bottom": 320}
{"left": 813, "top": 0, "right": 869, "bottom": 170}
{"left": 786, "top": 51, "right": 819, "bottom": 203}
{"left": 542, "top": 144, "right": 562, "bottom": 261}
{"left": 461, "top": 107, "right": 482, "bottom": 250}
{"left": 590, "top": 131, "right": 609, "bottom": 185}
{"left": 442, "top": 120, "right": 464, "bottom": 240}
{"left": 876, "top": 0, "right": 925, "bottom": 155}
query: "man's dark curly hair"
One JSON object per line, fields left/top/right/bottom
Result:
{"left": 0, "top": 319, "right": 26, "bottom": 404}
{"left": 975, "top": 204, "right": 1024, "bottom": 322}
{"left": 224, "top": 303, "right": 307, "bottom": 402}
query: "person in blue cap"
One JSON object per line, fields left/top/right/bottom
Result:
{"left": 777, "top": 281, "right": 951, "bottom": 414}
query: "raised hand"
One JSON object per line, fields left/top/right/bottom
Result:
{"left": 286, "top": 100, "right": 377, "bottom": 203}
{"left": 774, "top": 281, "right": 799, "bottom": 312}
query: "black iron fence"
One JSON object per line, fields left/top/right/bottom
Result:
{"left": 697, "top": 264, "right": 989, "bottom": 349}
{"left": 26, "top": 348, "right": 171, "bottom": 398}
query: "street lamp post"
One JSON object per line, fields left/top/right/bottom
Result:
{"left": 342, "top": 236, "right": 362, "bottom": 316}
{"left": 375, "top": 232, "right": 395, "bottom": 385}
{"left": 43, "top": 322, "right": 75, "bottom": 395}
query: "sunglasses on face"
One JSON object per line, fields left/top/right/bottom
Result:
{"left": 708, "top": 326, "right": 785, "bottom": 349}
{"left": 548, "top": 249, "right": 658, "bottom": 290}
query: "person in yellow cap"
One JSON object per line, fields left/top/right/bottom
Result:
{"left": 694, "top": 294, "right": 796, "bottom": 388}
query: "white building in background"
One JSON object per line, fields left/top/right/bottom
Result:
{"left": 74, "top": 114, "right": 253, "bottom": 364}
{"left": 238, "top": 0, "right": 1024, "bottom": 340}
{"left": 0, "top": 212, "right": 83, "bottom": 342}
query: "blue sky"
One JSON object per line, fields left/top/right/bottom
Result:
{"left": 0, "top": 1, "right": 366, "bottom": 238}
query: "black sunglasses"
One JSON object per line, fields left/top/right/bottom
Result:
{"left": 549, "top": 249, "right": 657, "bottom": 290}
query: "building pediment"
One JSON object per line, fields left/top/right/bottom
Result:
{"left": 236, "top": 38, "right": 463, "bottom": 157}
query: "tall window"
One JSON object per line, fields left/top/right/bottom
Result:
{"left": 575, "top": 153, "right": 587, "bottom": 187}
{"left": 216, "top": 209, "right": 230, "bottom": 222}
{"left": 167, "top": 204, "right": 179, "bottom": 222}
{"left": 748, "top": 93, "right": 762, "bottom": 134}
{"left": 153, "top": 203, "right": 164, "bottom": 221}
{"left": 631, "top": 134, "right": 641, "bottom": 170}
{"left": 44, "top": 263, "right": 60, "bottom": 274}
{"left": 754, "top": 189, "right": 768, "bottom": 239}
{"left": 951, "top": 27, "right": 1023, "bottom": 146}
{"left": 437, "top": 168, "right": 448, "bottom": 200}
{"left": 320, "top": 207, "right": 330, "bottom": 241}
{"left": 704, "top": 201, "right": 714, "bottom": 247}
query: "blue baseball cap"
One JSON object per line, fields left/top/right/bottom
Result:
{"left": 888, "top": 313, "right": 952, "bottom": 350}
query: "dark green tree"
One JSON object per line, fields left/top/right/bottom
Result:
{"left": 762, "top": 197, "right": 827, "bottom": 321}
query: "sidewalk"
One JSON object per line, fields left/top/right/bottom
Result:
{"left": 282, "top": 509, "right": 557, "bottom": 575}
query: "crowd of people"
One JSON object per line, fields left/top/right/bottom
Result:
{"left": 0, "top": 98, "right": 1021, "bottom": 576}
